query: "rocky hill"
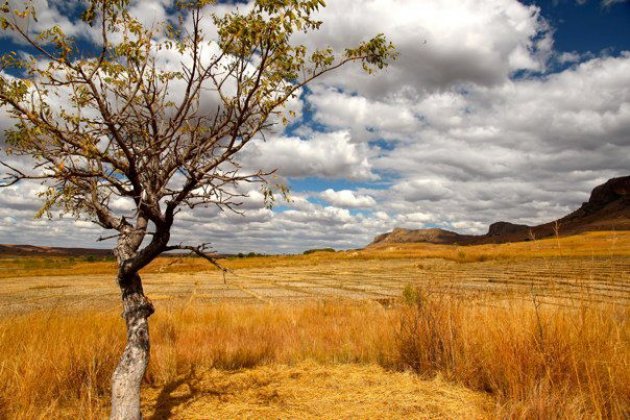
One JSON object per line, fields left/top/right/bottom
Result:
{"left": 369, "top": 175, "right": 630, "bottom": 247}
{"left": 370, "top": 227, "right": 477, "bottom": 246}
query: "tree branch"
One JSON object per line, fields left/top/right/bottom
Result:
{"left": 164, "top": 243, "right": 231, "bottom": 280}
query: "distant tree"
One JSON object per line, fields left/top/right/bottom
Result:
{"left": 303, "top": 247, "right": 335, "bottom": 254}
{"left": 0, "top": 0, "right": 395, "bottom": 417}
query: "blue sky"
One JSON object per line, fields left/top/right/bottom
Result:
{"left": 0, "top": 0, "right": 629, "bottom": 253}
{"left": 531, "top": 0, "right": 630, "bottom": 55}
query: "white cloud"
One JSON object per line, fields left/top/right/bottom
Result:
{"left": 557, "top": 51, "right": 582, "bottom": 65}
{"left": 1, "top": 0, "right": 629, "bottom": 252}
{"left": 291, "top": 0, "right": 552, "bottom": 97}
{"left": 307, "top": 86, "right": 418, "bottom": 143}
{"left": 391, "top": 178, "right": 453, "bottom": 202}
{"left": 0, "top": 1, "right": 93, "bottom": 43}
{"left": 240, "top": 131, "right": 376, "bottom": 180}
{"left": 399, "top": 211, "right": 435, "bottom": 225}
{"left": 321, "top": 189, "right": 377, "bottom": 208}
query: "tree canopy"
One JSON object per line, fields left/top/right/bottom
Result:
{"left": 0, "top": 0, "right": 395, "bottom": 269}
{"left": 0, "top": 1, "right": 395, "bottom": 417}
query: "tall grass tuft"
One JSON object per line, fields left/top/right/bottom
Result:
{"left": 394, "top": 286, "right": 629, "bottom": 418}
{"left": 0, "top": 302, "right": 397, "bottom": 418}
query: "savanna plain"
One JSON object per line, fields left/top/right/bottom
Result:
{"left": 0, "top": 231, "right": 628, "bottom": 419}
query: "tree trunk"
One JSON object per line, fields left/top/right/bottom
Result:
{"left": 110, "top": 272, "right": 154, "bottom": 420}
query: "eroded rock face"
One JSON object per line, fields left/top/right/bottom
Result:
{"left": 487, "top": 221, "right": 529, "bottom": 237}
{"left": 587, "top": 176, "right": 630, "bottom": 207}
{"left": 563, "top": 176, "right": 630, "bottom": 221}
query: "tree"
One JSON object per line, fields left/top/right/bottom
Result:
{"left": 0, "top": 0, "right": 395, "bottom": 418}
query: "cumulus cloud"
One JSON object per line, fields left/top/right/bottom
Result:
{"left": 291, "top": 0, "right": 552, "bottom": 97}
{"left": 240, "top": 131, "right": 376, "bottom": 180}
{"left": 1, "top": 0, "right": 629, "bottom": 252}
{"left": 165, "top": 192, "right": 395, "bottom": 253}
{"left": 306, "top": 86, "right": 418, "bottom": 143}
{"left": 320, "top": 189, "right": 377, "bottom": 208}
{"left": 557, "top": 51, "right": 583, "bottom": 65}
{"left": 364, "top": 53, "right": 630, "bottom": 232}
{"left": 0, "top": 0, "right": 93, "bottom": 43}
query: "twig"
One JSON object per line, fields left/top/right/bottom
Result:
{"left": 164, "top": 243, "right": 231, "bottom": 283}
{"left": 97, "top": 233, "right": 121, "bottom": 242}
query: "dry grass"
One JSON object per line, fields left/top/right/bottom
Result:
{"left": 0, "top": 231, "right": 628, "bottom": 418}
{"left": 0, "top": 298, "right": 627, "bottom": 418}
{"left": 142, "top": 363, "right": 493, "bottom": 419}
{"left": 0, "top": 302, "right": 398, "bottom": 418}
{"left": 396, "top": 288, "right": 630, "bottom": 418}
{"left": 363, "top": 230, "right": 630, "bottom": 262}
{"left": 1, "top": 231, "right": 628, "bottom": 279}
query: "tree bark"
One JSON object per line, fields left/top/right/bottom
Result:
{"left": 110, "top": 272, "right": 154, "bottom": 420}
{"left": 105, "top": 178, "right": 172, "bottom": 419}
{"left": 111, "top": 223, "right": 155, "bottom": 420}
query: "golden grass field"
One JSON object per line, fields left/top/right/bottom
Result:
{"left": 0, "top": 231, "right": 628, "bottom": 418}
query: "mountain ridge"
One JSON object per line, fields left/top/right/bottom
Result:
{"left": 0, "top": 244, "right": 113, "bottom": 257}
{"left": 369, "top": 175, "right": 630, "bottom": 247}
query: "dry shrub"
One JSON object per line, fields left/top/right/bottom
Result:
{"left": 394, "top": 285, "right": 630, "bottom": 419}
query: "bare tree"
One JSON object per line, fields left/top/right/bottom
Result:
{"left": 0, "top": 0, "right": 395, "bottom": 417}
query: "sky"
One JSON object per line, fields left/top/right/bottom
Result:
{"left": 0, "top": 0, "right": 629, "bottom": 253}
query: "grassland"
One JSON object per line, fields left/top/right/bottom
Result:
{"left": 0, "top": 231, "right": 628, "bottom": 418}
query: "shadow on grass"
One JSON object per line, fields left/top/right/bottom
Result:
{"left": 149, "top": 370, "right": 201, "bottom": 420}
{"left": 148, "top": 366, "right": 281, "bottom": 419}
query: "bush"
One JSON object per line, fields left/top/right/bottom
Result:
{"left": 303, "top": 248, "right": 336, "bottom": 255}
